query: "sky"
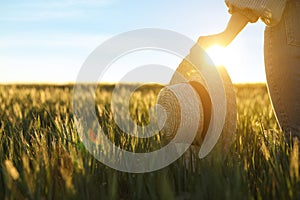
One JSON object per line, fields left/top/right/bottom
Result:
{"left": 0, "top": 0, "right": 267, "bottom": 83}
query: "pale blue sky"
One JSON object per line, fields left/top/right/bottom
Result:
{"left": 0, "top": 0, "right": 266, "bottom": 83}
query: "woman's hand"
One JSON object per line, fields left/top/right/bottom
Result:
{"left": 197, "top": 32, "right": 232, "bottom": 49}
{"left": 196, "top": 12, "right": 250, "bottom": 50}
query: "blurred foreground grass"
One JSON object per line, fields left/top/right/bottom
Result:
{"left": 0, "top": 84, "right": 299, "bottom": 199}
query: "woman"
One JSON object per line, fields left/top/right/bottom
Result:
{"left": 198, "top": 0, "right": 300, "bottom": 143}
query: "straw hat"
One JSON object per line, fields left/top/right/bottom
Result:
{"left": 157, "top": 45, "right": 237, "bottom": 157}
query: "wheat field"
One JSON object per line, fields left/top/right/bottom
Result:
{"left": 0, "top": 84, "right": 299, "bottom": 199}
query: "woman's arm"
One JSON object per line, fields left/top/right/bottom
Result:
{"left": 197, "top": 0, "right": 288, "bottom": 49}
{"left": 197, "top": 12, "right": 250, "bottom": 49}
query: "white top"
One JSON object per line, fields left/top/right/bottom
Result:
{"left": 225, "top": 0, "right": 288, "bottom": 26}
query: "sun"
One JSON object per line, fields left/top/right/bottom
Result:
{"left": 205, "top": 44, "right": 241, "bottom": 70}
{"left": 204, "top": 44, "right": 243, "bottom": 83}
{"left": 205, "top": 45, "right": 227, "bottom": 67}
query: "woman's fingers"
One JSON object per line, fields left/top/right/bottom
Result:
{"left": 197, "top": 35, "right": 217, "bottom": 49}
{"left": 197, "top": 33, "right": 230, "bottom": 49}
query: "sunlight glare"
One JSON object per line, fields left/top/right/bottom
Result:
{"left": 205, "top": 44, "right": 244, "bottom": 83}
{"left": 206, "top": 45, "right": 227, "bottom": 67}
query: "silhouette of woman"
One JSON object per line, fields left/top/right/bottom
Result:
{"left": 198, "top": 0, "right": 300, "bottom": 143}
